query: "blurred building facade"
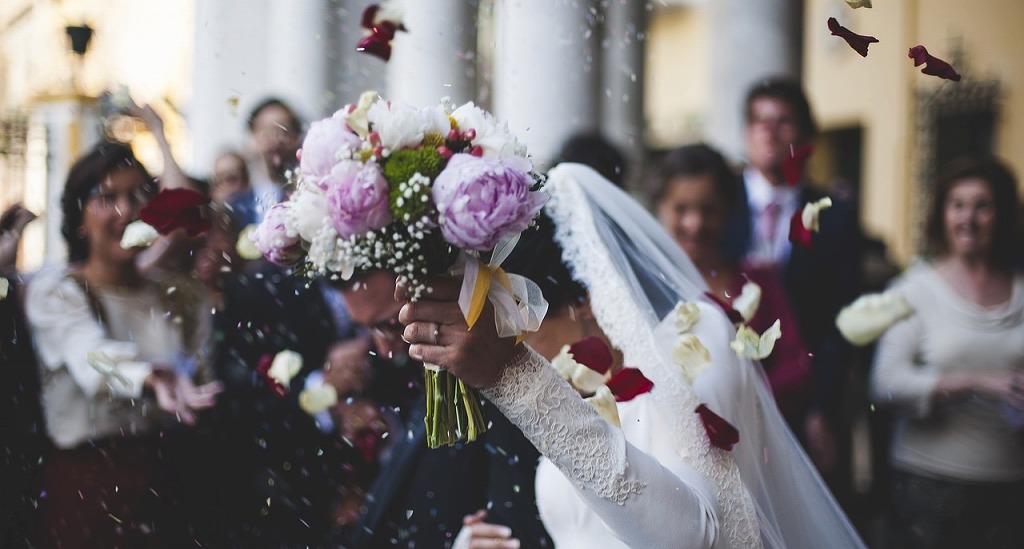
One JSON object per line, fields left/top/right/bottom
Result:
{"left": 0, "top": 0, "right": 1020, "bottom": 270}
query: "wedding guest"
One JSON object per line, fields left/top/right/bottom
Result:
{"left": 402, "top": 163, "right": 865, "bottom": 548}
{"left": 871, "top": 156, "right": 1024, "bottom": 549}
{"left": 652, "top": 144, "right": 812, "bottom": 425}
{"left": 25, "top": 142, "right": 221, "bottom": 548}
{"left": 230, "top": 98, "right": 302, "bottom": 226}
{"left": 720, "top": 79, "right": 862, "bottom": 488}
{"left": 211, "top": 150, "right": 251, "bottom": 204}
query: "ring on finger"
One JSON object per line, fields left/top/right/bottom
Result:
{"left": 430, "top": 322, "right": 441, "bottom": 345}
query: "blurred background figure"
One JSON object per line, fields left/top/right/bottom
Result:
{"left": 0, "top": 203, "right": 44, "bottom": 548}
{"left": 555, "top": 132, "right": 629, "bottom": 188}
{"left": 651, "top": 143, "right": 813, "bottom": 427}
{"left": 210, "top": 150, "right": 251, "bottom": 204}
{"left": 230, "top": 98, "right": 302, "bottom": 226}
{"left": 721, "top": 79, "right": 862, "bottom": 506}
{"left": 24, "top": 142, "right": 221, "bottom": 548}
{"left": 871, "top": 156, "right": 1024, "bottom": 549}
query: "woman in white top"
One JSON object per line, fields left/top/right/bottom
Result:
{"left": 403, "top": 164, "right": 864, "bottom": 548}
{"left": 25, "top": 142, "right": 221, "bottom": 548}
{"left": 872, "top": 156, "right": 1024, "bottom": 549}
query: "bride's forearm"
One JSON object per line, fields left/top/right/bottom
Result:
{"left": 482, "top": 346, "right": 719, "bottom": 549}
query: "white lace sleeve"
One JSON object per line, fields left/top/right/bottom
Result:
{"left": 483, "top": 346, "right": 720, "bottom": 549}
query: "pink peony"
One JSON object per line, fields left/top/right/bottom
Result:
{"left": 300, "top": 115, "right": 362, "bottom": 185}
{"left": 253, "top": 203, "right": 304, "bottom": 266}
{"left": 432, "top": 154, "right": 546, "bottom": 251}
{"left": 324, "top": 160, "right": 393, "bottom": 239}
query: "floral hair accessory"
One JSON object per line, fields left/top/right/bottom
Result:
{"left": 827, "top": 17, "right": 879, "bottom": 57}
{"left": 908, "top": 45, "right": 962, "bottom": 82}
{"left": 258, "top": 91, "right": 548, "bottom": 448}
{"left": 138, "top": 188, "right": 211, "bottom": 237}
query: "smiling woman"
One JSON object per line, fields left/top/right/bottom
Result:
{"left": 872, "top": 156, "right": 1024, "bottom": 549}
{"left": 24, "top": 141, "right": 222, "bottom": 548}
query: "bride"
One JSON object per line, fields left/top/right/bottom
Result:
{"left": 400, "top": 163, "right": 865, "bottom": 548}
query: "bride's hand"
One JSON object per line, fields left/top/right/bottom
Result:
{"left": 452, "top": 510, "right": 521, "bottom": 549}
{"left": 397, "top": 276, "right": 522, "bottom": 388}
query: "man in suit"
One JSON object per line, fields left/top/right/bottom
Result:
{"left": 721, "top": 79, "right": 862, "bottom": 500}
{"left": 337, "top": 270, "right": 552, "bottom": 549}
{"left": 229, "top": 98, "right": 303, "bottom": 226}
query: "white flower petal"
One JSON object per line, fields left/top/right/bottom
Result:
{"left": 0, "top": 276, "right": 8, "bottom": 300}
{"left": 571, "top": 363, "right": 609, "bottom": 395}
{"left": 673, "top": 301, "right": 701, "bottom": 334}
{"left": 836, "top": 289, "right": 914, "bottom": 346}
{"left": 120, "top": 220, "right": 158, "bottom": 249}
{"left": 268, "top": 350, "right": 304, "bottom": 387}
{"left": 730, "top": 319, "right": 782, "bottom": 360}
{"left": 236, "top": 224, "right": 263, "bottom": 260}
{"left": 585, "top": 385, "right": 620, "bottom": 427}
{"left": 801, "top": 197, "right": 833, "bottom": 233}
{"left": 732, "top": 281, "right": 762, "bottom": 322}
{"left": 673, "top": 333, "right": 711, "bottom": 385}
{"left": 845, "top": 0, "right": 872, "bottom": 8}
{"left": 550, "top": 344, "right": 576, "bottom": 380}
{"left": 299, "top": 384, "right": 339, "bottom": 415}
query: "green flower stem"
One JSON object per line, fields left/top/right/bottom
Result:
{"left": 424, "top": 366, "right": 488, "bottom": 448}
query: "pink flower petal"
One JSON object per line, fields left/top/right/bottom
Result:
{"left": 908, "top": 45, "right": 962, "bottom": 82}
{"left": 568, "top": 336, "right": 614, "bottom": 375}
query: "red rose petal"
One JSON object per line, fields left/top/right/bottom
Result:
{"left": 908, "top": 45, "right": 962, "bottom": 82}
{"left": 696, "top": 404, "right": 739, "bottom": 451}
{"left": 788, "top": 208, "right": 813, "bottom": 249}
{"left": 827, "top": 17, "right": 879, "bottom": 58}
{"left": 356, "top": 31, "right": 394, "bottom": 61}
{"left": 605, "top": 368, "right": 654, "bottom": 402}
{"left": 781, "top": 144, "right": 814, "bottom": 187}
{"left": 569, "top": 336, "right": 614, "bottom": 374}
{"left": 138, "top": 188, "right": 210, "bottom": 236}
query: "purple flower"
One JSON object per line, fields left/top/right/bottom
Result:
{"left": 432, "top": 154, "right": 546, "bottom": 251}
{"left": 300, "top": 115, "right": 362, "bottom": 185}
{"left": 253, "top": 203, "right": 304, "bottom": 266}
{"left": 324, "top": 160, "right": 393, "bottom": 239}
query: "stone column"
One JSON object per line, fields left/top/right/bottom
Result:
{"left": 387, "top": 0, "right": 477, "bottom": 107}
{"left": 600, "top": 0, "right": 647, "bottom": 185}
{"left": 29, "top": 96, "right": 102, "bottom": 265}
{"left": 493, "top": 0, "right": 599, "bottom": 168}
{"left": 330, "top": 0, "right": 389, "bottom": 107}
{"left": 706, "top": 0, "right": 803, "bottom": 163}
{"left": 265, "top": 0, "right": 331, "bottom": 119}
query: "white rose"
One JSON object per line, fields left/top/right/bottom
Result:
{"left": 420, "top": 104, "right": 452, "bottom": 139}
{"left": 585, "top": 385, "right": 621, "bottom": 427}
{"left": 673, "top": 301, "right": 701, "bottom": 334}
{"left": 367, "top": 100, "right": 430, "bottom": 152}
{"left": 673, "top": 333, "right": 711, "bottom": 385}
{"left": 732, "top": 281, "right": 762, "bottom": 323}
{"left": 836, "top": 289, "right": 914, "bottom": 346}
{"left": 120, "top": 220, "right": 158, "bottom": 249}
{"left": 268, "top": 350, "right": 304, "bottom": 387}
{"left": 730, "top": 319, "right": 782, "bottom": 360}
{"left": 287, "top": 185, "right": 330, "bottom": 242}
{"left": 450, "top": 102, "right": 527, "bottom": 160}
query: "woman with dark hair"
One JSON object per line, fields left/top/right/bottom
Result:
{"left": 652, "top": 144, "right": 812, "bottom": 427}
{"left": 25, "top": 141, "right": 221, "bottom": 548}
{"left": 872, "top": 156, "right": 1024, "bottom": 549}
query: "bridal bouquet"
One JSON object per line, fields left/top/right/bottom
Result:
{"left": 254, "top": 91, "right": 548, "bottom": 447}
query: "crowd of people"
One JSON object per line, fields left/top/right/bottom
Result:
{"left": 1, "top": 78, "right": 1021, "bottom": 549}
